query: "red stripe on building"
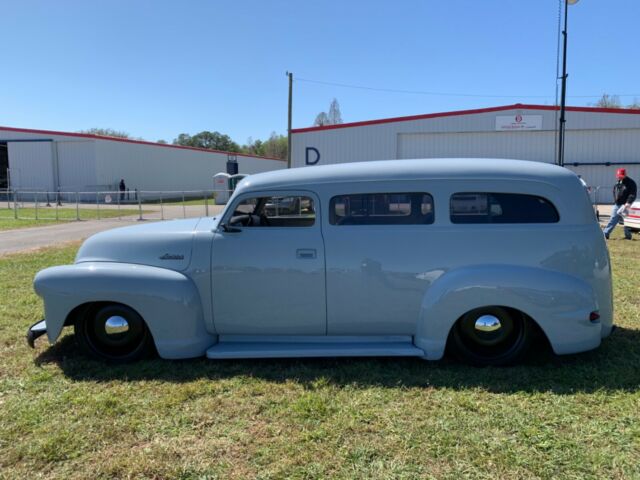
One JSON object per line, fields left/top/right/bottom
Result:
{"left": 291, "top": 103, "right": 640, "bottom": 134}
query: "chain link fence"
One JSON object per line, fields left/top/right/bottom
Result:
{"left": 1, "top": 189, "right": 232, "bottom": 222}
{"left": 0, "top": 186, "right": 616, "bottom": 224}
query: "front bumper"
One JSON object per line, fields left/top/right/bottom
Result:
{"left": 27, "top": 320, "right": 47, "bottom": 348}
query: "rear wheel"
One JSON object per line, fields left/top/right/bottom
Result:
{"left": 450, "top": 306, "right": 532, "bottom": 366}
{"left": 74, "top": 303, "right": 154, "bottom": 362}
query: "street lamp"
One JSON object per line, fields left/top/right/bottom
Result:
{"left": 557, "top": 0, "right": 580, "bottom": 167}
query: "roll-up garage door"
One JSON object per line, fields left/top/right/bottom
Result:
{"left": 7, "top": 141, "right": 54, "bottom": 191}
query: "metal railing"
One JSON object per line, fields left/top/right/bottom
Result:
{"left": 2, "top": 189, "right": 233, "bottom": 222}
{"left": 1, "top": 186, "right": 618, "bottom": 224}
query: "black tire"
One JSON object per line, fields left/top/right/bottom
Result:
{"left": 450, "top": 306, "right": 532, "bottom": 366}
{"left": 74, "top": 303, "right": 155, "bottom": 362}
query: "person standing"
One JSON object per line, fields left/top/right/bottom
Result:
{"left": 603, "top": 168, "right": 637, "bottom": 240}
{"left": 119, "top": 179, "right": 126, "bottom": 202}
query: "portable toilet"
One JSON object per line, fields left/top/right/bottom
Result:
{"left": 213, "top": 172, "right": 232, "bottom": 205}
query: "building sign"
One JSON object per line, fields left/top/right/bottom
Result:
{"left": 495, "top": 114, "right": 543, "bottom": 131}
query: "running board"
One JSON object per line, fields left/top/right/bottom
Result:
{"left": 205, "top": 335, "right": 425, "bottom": 359}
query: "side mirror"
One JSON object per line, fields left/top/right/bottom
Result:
{"left": 220, "top": 223, "right": 241, "bottom": 233}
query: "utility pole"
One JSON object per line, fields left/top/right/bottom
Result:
{"left": 557, "top": 0, "right": 580, "bottom": 167}
{"left": 286, "top": 71, "right": 293, "bottom": 168}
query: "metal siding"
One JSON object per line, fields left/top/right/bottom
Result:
{"left": 292, "top": 107, "right": 640, "bottom": 168}
{"left": 95, "top": 140, "right": 285, "bottom": 192}
{"left": 397, "top": 131, "right": 556, "bottom": 163}
{"left": 7, "top": 141, "right": 54, "bottom": 190}
{"left": 56, "top": 140, "right": 97, "bottom": 191}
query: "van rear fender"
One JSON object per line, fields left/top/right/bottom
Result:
{"left": 415, "top": 264, "right": 597, "bottom": 359}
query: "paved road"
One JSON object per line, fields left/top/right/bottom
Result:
{"left": 0, "top": 204, "right": 226, "bottom": 256}
{"left": 0, "top": 218, "right": 141, "bottom": 256}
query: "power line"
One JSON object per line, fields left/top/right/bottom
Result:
{"left": 296, "top": 77, "right": 640, "bottom": 100}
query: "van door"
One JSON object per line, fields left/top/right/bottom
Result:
{"left": 211, "top": 191, "right": 326, "bottom": 335}
{"left": 323, "top": 191, "right": 436, "bottom": 335}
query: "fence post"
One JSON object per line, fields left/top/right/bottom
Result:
{"left": 76, "top": 192, "right": 80, "bottom": 221}
{"left": 96, "top": 192, "right": 100, "bottom": 220}
{"left": 55, "top": 193, "right": 59, "bottom": 221}
{"left": 160, "top": 192, "right": 164, "bottom": 220}
{"left": 204, "top": 191, "right": 209, "bottom": 217}
{"left": 138, "top": 193, "right": 143, "bottom": 221}
{"left": 117, "top": 189, "right": 121, "bottom": 220}
{"left": 35, "top": 192, "right": 39, "bottom": 220}
{"left": 182, "top": 191, "right": 186, "bottom": 218}
{"left": 13, "top": 190, "right": 18, "bottom": 219}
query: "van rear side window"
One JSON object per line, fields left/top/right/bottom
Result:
{"left": 450, "top": 193, "right": 559, "bottom": 224}
{"left": 330, "top": 193, "right": 434, "bottom": 225}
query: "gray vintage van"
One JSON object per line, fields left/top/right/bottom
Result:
{"left": 30, "top": 158, "right": 613, "bottom": 366}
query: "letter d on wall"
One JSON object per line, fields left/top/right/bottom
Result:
{"left": 305, "top": 147, "right": 320, "bottom": 165}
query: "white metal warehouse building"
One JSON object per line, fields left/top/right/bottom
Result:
{"left": 291, "top": 103, "right": 640, "bottom": 191}
{"left": 0, "top": 126, "right": 285, "bottom": 194}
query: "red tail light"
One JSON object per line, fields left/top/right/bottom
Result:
{"left": 589, "top": 311, "right": 600, "bottom": 322}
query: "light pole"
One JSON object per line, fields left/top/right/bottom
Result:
{"left": 286, "top": 71, "right": 293, "bottom": 169}
{"left": 557, "top": 0, "right": 580, "bottom": 167}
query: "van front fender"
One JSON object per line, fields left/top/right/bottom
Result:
{"left": 415, "top": 265, "right": 598, "bottom": 360}
{"left": 33, "top": 262, "right": 216, "bottom": 359}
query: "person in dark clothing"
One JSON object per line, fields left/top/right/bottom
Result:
{"left": 603, "top": 168, "right": 637, "bottom": 240}
{"left": 119, "top": 179, "right": 126, "bottom": 201}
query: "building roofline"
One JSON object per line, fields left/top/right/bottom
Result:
{"left": 0, "top": 125, "right": 285, "bottom": 162}
{"left": 291, "top": 103, "right": 640, "bottom": 134}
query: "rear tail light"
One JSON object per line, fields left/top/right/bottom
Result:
{"left": 589, "top": 311, "right": 600, "bottom": 322}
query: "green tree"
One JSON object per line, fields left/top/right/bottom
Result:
{"left": 173, "top": 131, "right": 241, "bottom": 152}
{"left": 80, "top": 128, "right": 131, "bottom": 138}
{"left": 242, "top": 133, "right": 287, "bottom": 160}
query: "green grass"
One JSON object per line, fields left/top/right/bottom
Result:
{"left": 0, "top": 207, "right": 142, "bottom": 231}
{"left": 0, "top": 232, "right": 639, "bottom": 478}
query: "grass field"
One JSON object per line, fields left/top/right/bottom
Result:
{"left": 0, "top": 207, "right": 141, "bottom": 231}
{"left": 0, "top": 232, "right": 638, "bottom": 479}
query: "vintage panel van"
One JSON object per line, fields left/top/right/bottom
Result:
{"left": 29, "top": 159, "right": 614, "bottom": 366}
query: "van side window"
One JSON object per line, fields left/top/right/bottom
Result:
{"left": 228, "top": 196, "right": 315, "bottom": 227}
{"left": 330, "top": 193, "right": 434, "bottom": 225}
{"left": 450, "top": 193, "right": 559, "bottom": 224}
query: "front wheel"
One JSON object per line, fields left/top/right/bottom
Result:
{"left": 450, "top": 306, "right": 532, "bottom": 366}
{"left": 74, "top": 303, "right": 155, "bottom": 362}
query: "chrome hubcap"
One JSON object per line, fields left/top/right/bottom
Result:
{"left": 104, "top": 316, "right": 129, "bottom": 335}
{"left": 474, "top": 315, "right": 501, "bottom": 332}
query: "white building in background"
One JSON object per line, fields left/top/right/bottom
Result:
{"left": 0, "top": 126, "right": 285, "bottom": 194}
{"left": 291, "top": 103, "right": 640, "bottom": 190}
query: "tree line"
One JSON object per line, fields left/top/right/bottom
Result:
{"left": 79, "top": 99, "right": 343, "bottom": 161}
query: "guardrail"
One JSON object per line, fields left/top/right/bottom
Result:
{"left": 1, "top": 189, "right": 235, "bottom": 222}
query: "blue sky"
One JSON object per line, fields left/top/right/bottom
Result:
{"left": 1, "top": 0, "right": 638, "bottom": 144}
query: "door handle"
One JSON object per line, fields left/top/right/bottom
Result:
{"left": 296, "top": 248, "right": 317, "bottom": 259}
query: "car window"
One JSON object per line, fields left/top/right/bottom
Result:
{"left": 330, "top": 193, "right": 434, "bottom": 225}
{"left": 229, "top": 195, "right": 315, "bottom": 227}
{"left": 450, "top": 193, "right": 559, "bottom": 224}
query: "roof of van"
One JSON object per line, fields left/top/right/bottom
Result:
{"left": 237, "top": 158, "right": 575, "bottom": 191}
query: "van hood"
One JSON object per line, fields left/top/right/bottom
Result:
{"left": 75, "top": 218, "right": 202, "bottom": 271}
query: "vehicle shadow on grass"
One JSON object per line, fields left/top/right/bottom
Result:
{"left": 35, "top": 326, "right": 640, "bottom": 395}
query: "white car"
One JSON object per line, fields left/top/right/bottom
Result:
{"left": 29, "top": 159, "right": 614, "bottom": 366}
{"left": 623, "top": 200, "right": 640, "bottom": 233}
